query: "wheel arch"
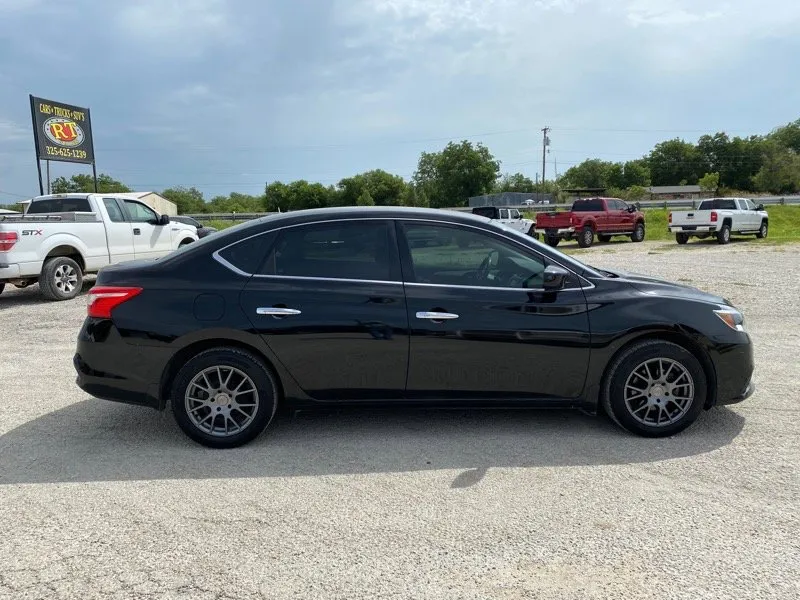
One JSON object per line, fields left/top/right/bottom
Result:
{"left": 44, "top": 244, "right": 86, "bottom": 271}
{"left": 158, "top": 337, "right": 286, "bottom": 410}
{"left": 597, "top": 329, "right": 717, "bottom": 411}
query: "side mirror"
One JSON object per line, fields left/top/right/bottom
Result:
{"left": 543, "top": 265, "right": 569, "bottom": 291}
{"left": 627, "top": 205, "right": 636, "bottom": 213}
{"left": 516, "top": 214, "right": 523, "bottom": 219}
{"left": 159, "top": 214, "right": 170, "bottom": 225}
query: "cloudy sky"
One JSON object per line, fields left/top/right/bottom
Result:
{"left": 1, "top": 0, "right": 799, "bottom": 203}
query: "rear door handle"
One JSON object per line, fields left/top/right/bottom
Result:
{"left": 416, "top": 311, "right": 459, "bottom": 321}
{"left": 133, "top": 228, "right": 141, "bottom": 235}
{"left": 256, "top": 307, "right": 302, "bottom": 316}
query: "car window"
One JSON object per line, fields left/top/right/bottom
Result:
{"left": 744, "top": 199, "right": 756, "bottom": 210}
{"left": 698, "top": 199, "right": 736, "bottom": 210}
{"left": 123, "top": 200, "right": 157, "bottom": 223}
{"left": 401, "top": 223, "right": 547, "bottom": 289}
{"left": 510, "top": 209, "right": 520, "bottom": 218}
{"left": 264, "top": 221, "right": 398, "bottom": 281}
{"left": 571, "top": 199, "right": 604, "bottom": 211}
{"left": 471, "top": 207, "right": 495, "bottom": 218}
{"left": 613, "top": 200, "right": 627, "bottom": 210}
{"left": 27, "top": 197, "right": 92, "bottom": 213}
{"left": 217, "top": 232, "right": 277, "bottom": 275}
{"left": 499, "top": 209, "right": 508, "bottom": 219}
{"left": 103, "top": 198, "right": 126, "bottom": 223}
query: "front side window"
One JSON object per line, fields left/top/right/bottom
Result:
{"left": 744, "top": 199, "right": 756, "bottom": 211}
{"left": 510, "top": 209, "right": 521, "bottom": 219}
{"left": 264, "top": 221, "right": 398, "bottom": 281}
{"left": 401, "top": 223, "right": 548, "bottom": 289}
{"left": 123, "top": 200, "right": 158, "bottom": 223}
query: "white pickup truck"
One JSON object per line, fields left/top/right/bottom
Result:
{"left": 668, "top": 197, "right": 769, "bottom": 245}
{"left": 471, "top": 206, "right": 537, "bottom": 236}
{"left": 0, "top": 193, "right": 198, "bottom": 300}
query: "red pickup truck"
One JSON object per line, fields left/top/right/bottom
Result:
{"left": 534, "top": 197, "right": 646, "bottom": 248}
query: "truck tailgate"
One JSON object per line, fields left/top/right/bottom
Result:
{"left": 535, "top": 212, "right": 572, "bottom": 228}
{"left": 671, "top": 210, "right": 714, "bottom": 226}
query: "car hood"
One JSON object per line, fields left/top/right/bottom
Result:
{"left": 600, "top": 267, "right": 730, "bottom": 306}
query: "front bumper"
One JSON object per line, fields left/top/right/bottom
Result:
{"left": 710, "top": 336, "right": 755, "bottom": 407}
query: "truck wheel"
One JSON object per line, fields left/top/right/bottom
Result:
{"left": 598, "top": 234, "right": 612, "bottom": 243}
{"left": 577, "top": 226, "right": 594, "bottom": 248}
{"left": 0, "top": 283, "right": 4, "bottom": 296}
{"left": 716, "top": 223, "right": 731, "bottom": 245}
{"left": 756, "top": 220, "right": 768, "bottom": 239}
{"left": 40, "top": 256, "right": 83, "bottom": 301}
{"left": 527, "top": 225, "right": 539, "bottom": 240}
{"left": 631, "top": 222, "right": 646, "bottom": 242}
{"left": 676, "top": 233, "right": 689, "bottom": 245}
{"left": 545, "top": 236, "right": 560, "bottom": 247}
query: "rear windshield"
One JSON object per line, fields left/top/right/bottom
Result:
{"left": 27, "top": 197, "right": 91, "bottom": 213}
{"left": 471, "top": 207, "right": 496, "bottom": 218}
{"left": 698, "top": 199, "right": 736, "bottom": 210}
{"left": 571, "top": 199, "right": 604, "bottom": 211}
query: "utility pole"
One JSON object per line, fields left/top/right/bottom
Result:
{"left": 541, "top": 127, "right": 550, "bottom": 184}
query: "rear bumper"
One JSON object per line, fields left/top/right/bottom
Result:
{"left": 534, "top": 227, "right": 575, "bottom": 236}
{"left": 74, "top": 353, "right": 160, "bottom": 409}
{"left": 669, "top": 225, "right": 717, "bottom": 233}
{"left": 0, "top": 263, "right": 21, "bottom": 279}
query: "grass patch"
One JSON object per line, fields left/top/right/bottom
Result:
{"left": 206, "top": 219, "right": 249, "bottom": 230}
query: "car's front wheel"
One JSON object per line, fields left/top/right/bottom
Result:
{"left": 171, "top": 347, "right": 279, "bottom": 448}
{"left": 756, "top": 220, "right": 768, "bottom": 239}
{"left": 631, "top": 221, "right": 645, "bottom": 242}
{"left": 602, "top": 340, "right": 707, "bottom": 437}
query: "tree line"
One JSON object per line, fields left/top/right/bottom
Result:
{"left": 3, "top": 118, "right": 797, "bottom": 213}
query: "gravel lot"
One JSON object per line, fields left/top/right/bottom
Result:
{"left": 1, "top": 240, "right": 798, "bottom": 600}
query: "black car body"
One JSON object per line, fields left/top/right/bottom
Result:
{"left": 74, "top": 207, "right": 754, "bottom": 448}
{"left": 171, "top": 215, "right": 217, "bottom": 239}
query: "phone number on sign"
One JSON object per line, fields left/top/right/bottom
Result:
{"left": 45, "top": 146, "right": 88, "bottom": 160}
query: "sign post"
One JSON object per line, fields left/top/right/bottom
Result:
{"left": 29, "top": 94, "right": 97, "bottom": 195}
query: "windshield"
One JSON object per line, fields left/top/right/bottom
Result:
{"left": 571, "top": 199, "right": 604, "bottom": 211}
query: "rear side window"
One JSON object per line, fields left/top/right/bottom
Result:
{"left": 264, "top": 221, "right": 399, "bottom": 281}
{"left": 217, "top": 232, "right": 276, "bottom": 275}
{"left": 471, "top": 207, "right": 495, "bottom": 218}
{"left": 571, "top": 199, "right": 603, "bottom": 211}
{"left": 27, "top": 197, "right": 91, "bottom": 213}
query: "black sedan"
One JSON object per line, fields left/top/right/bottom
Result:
{"left": 74, "top": 207, "right": 754, "bottom": 448}
{"left": 171, "top": 215, "right": 218, "bottom": 238}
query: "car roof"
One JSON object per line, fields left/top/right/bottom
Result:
{"left": 245, "top": 206, "right": 491, "bottom": 228}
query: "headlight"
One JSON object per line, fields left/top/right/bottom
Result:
{"left": 714, "top": 307, "right": 745, "bottom": 332}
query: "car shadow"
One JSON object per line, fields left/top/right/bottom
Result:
{"left": 0, "top": 278, "right": 95, "bottom": 307}
{"left": 0, "top": 400, "right": 745, "bottom": 486}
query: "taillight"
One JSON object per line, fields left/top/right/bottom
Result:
{"left": 87, "top": 286, "right": 142, "bottom": 318}
{"left": 668, "top": 212, "right": 672, "bottom": 223}
{"left": 710, "top": 211, "right": 718, "bottom": 222}
{"left": 0, "top": 231, "right": 18, "bottom": 252}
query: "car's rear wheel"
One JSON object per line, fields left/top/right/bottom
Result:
{"left": 602, "top": 340, "right": 707, "bottom": 437}
{"left": 676, "top": 233, "right": 689, "bottom": 245}
{"left": 598, "top": 234, "right": 612, "bottom": 243}
{"left": 631, "top": 221, "right": 646, "bottom": 242}
{"left": 39, "top": 256, "right": 83, "bottom": 301}
{"left": 527, "top": 225, "right": 539, "bottom": 240}
{"left": 545, "top": 235, "right": 560, "bottom": 247}
{"left": 577, "top": 226, "right": 594, "bottom": 248}
{"left": 756, "top": 220, "right": 768, "bottom": 239}
{"left": 717, "top": 223, "right": 731, "bottom": 244}
{"left": 0, "top": 282, "right": 4, "bottom": 296}
{"left": 171, "top": 347, "right": 279, "bottom": 448}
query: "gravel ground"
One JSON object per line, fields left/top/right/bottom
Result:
{"left": 1, "top": 240, "right": 798, "bottom": 600}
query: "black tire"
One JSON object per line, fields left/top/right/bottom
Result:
{"left": 756, "top": 220, "right": 768, "bottom": 239}
{"left": 0, "top": 282, "right": 4, "bottom": 295}
{"left": 577, "top": 226, "right": 594, "bottom": 248}
{"left": 179, "top": 239, "right": 194, "bottom": 247}
{"left": 527, "top": 225, "right": 539, "bottom": 240}
{"left": 171, "top": 347, "right": 279, "bottom": 449}
{"left": 601, "top": 340, "right": 707, "bottom": 438}
{"left": 716, "top": 223, "right": 731, "bottom": 245}
{"left": 631, "top": 221, "right": 646, "bottom": 242}
{"left": 598, "top": 234, "right": 612, "bottom": 243}
{"left": 39, "top": 256, "right": 83, "bottom": 301}
{"left": 676, "top": 233, "right": 689, "bottom": 245}
{"left": 545, "top": 235, "right": 560, "bottom": 247}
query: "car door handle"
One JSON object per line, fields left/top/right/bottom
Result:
{"left": 133, "top": 228, "right": 141, "bottom": 235}
{"left": 256, "top": 307, "right": 302, "bottom": 316}
{"left": 416, "top": 311, "right": 459, "bottom": 321}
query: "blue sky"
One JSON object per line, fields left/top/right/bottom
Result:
{"left": 1, "top": 0, "right": 799, "bottom": 203}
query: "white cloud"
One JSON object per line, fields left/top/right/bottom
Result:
{"left": 0, "top": 119, "right": 27, "bottom": 142}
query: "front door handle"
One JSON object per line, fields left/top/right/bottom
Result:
{"left": 256, "top": 307, "right": 302, "bottom": 317}
{"left": 416, "top": 311, "right": 459, "bottom": 321}
{"left": 133, "top": 228, "right": 141, "bottom": 235}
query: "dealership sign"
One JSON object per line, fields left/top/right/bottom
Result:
{"left": 30, "top": 95, "right": 95, "bottom": 165}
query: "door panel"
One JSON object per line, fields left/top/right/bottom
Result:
{"left": 397, "top": 221, "right": 591, "bottom": 400}
{"left": 240, "top": 219, "right": 410, "bottom": 401}
{"left": 101, "top": 198, "right": 135, "bottom": 263}
{"left": 123, "top": 199, "right": 172, "bottom": 259}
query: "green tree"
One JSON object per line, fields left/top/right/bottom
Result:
{"left": 769, "top": 119, "right": 800, "bottom": 153}
{"left": 698, "top": 172, "right": 720, "bottom": 193}
{"left": 337, "top": 169, "right": 406, "bottom": 206}
{"left": 356, "top": 189, "right": 375, "bottom": 206}
{"left": 622, "top": 160, "right": 651, "bottom": 187}
{"left": 647, "top": 139, "right": 704, "bottom": 186}
{"left": 559, "top": 159, "right": 616, "bottom": 189}
{"left": 51, "top": 173, "right": 131, "bottom": 194}
{"left": 207, "top": 192, "right": 263, "bottom": 213}
{"left": 413, "top": 140, "right": 500, "bottom": 208}
{"left": 265, "top": 181, "right": 290, "bottom": 212}
{"left": 626, "top": 185, "right": 649, "bottom": 201}
{"left": 161, "top": 186, "right": 206, "bottom": 214}
{"left": 495, "top": 172, "right": 535, "bottom": 193}
{"left": 752, "top": 142, "right": 800, "bottom": 194}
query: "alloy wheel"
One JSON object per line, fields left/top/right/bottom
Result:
{"left": 184, "top": 366, "right": 260, "bottom": 437}
{"left": 623, "top": 358, "right": 694, "bottom": 427}
{"left": 54, "top": 264, "right": 78, "bottom": 295}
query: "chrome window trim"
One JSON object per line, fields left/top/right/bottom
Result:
{"left": 211, "top": 216, "right": 595, "bottom": 291}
